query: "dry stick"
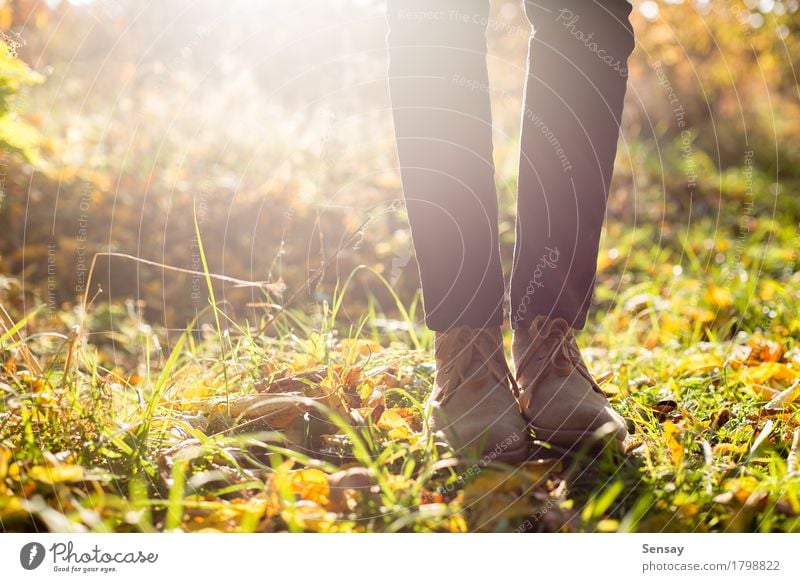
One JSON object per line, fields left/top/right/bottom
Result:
{"left": 79, "top": 252, "right": 275, "bottom": 314}
{"left": 78, "top": 252, "right": 279, "bottom": 333}
{"left": 255, "top": 211, "right": 382, "bottom": 337}
{"left": 79, "top": 207, "right": 384, "bottom": 338}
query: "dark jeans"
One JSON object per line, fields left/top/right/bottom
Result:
{"left": 386, "top": 0, "right": 635, "bottom": 331}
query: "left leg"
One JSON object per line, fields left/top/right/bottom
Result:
{"left": 510, "top": 0, "right": 635, "bottom": 330}
{"left": 511, "top": 0, "right": 636, "bottom": 450}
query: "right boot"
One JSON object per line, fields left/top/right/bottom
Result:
{"left": 427, "top": 326, "right": 530, "bottom": 463}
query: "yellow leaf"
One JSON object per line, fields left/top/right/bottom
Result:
{"left": 291, "top": 469, "right": 330, "bottom": 506}
{"left": 596, "top": 519, "right": 619, "bottom": 532}
{"left": 706, "top": 285, "right": 733, "bottom": 308}
{"left": 291, "top": 353, "right": 318, "bottom": 373}
{"left": 463, "top": 460, "right": 560, "bottom": 504}
{"left": 751, "top": 419, "right": 774, "bottom": 453}
{"left": 664, "top": 421, "right": 683, "bottom": 467}
{"left": 377, "top": 408, "right": 413, "bottom": 439}
{"left": 759, "top": 280, "right": 781, "bottom": 301}
{"left": 764, "top": 381, "right": 800, "bottom": 411}
{"left": 0, "top": 7, "right": 12, "bottom": 29}
{"left": 740, "top": 362, "right": 798, "bottom": 386}
{"left": 0, "top": 448, "right": 10, "bottom": 480}
{"left": 600, "top": 382, "right": 621, "bottom": 397}
{"left": 179, "top": 381, "right": 211, "bottom": 400}
{"left": 281, "top": 501, "right": 337, "bottom": 532}
{"left": 678, "top": 353, "right": 723, "bottom": 374}
{"left": 28, "top": 464, "right": 84, "bottom": 484}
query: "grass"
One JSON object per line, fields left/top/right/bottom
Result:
{"left": 2, "top": 0, "right": 799, "bottom": 534}
{"left": 2, "top": 212, "right": 800, "bottom": 533}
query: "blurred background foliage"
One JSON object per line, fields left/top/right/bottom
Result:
{"left": 0, "top": 0, "right": 798, "bottom": 332}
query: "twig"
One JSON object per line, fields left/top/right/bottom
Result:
{"left": 78, "top": 252, "right": 281, "bottom": 330}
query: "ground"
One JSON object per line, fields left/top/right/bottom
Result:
{"left": 3, "top": 214, "right": 800, "bottom": 533}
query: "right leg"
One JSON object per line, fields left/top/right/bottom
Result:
{"left": 386, "top": 1, "right": 529, "bottom": 462}
{"left": 385, "top": 0, "right": 504, "bottom": 332}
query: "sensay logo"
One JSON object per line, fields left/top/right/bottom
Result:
{"left": 20, "top": 542, "right": 46, "bottom": 570}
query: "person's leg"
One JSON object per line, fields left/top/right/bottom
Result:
{"left": 510, "top": 0, "right": 635, "bottom": 330}
{"left": 510, "top": 0, "right": 635, "bottom": 450}
{"left": 386, "top": 0, "right": 504, "bottom": 332}
{"left": 386, "top": 0, "right": 529, "bottom": 462}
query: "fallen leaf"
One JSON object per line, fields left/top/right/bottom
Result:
{"left": 290, "top": 469, "right": 330, "bottom": 506}
{"left": 678, "top": 353, "right": 723, "bottom": 374}
{"left": 203, "top": 393, "right": 309, "bottom": 429}
{"left": 652, "top": 399, "right": 678, "bottom": 422}
{"left": 254, "top": 369, "right": 326, "bottom": 394}
{"left": 664, "top": 420, "right": 683, "bottom": 467}
{"left": 327, "top": 467, "right": 380, "bottom": 512}
{"left": 281, "top": 500, "right": 337, "bottom": 532}
{"left": 750, "top": 419, "right": 774, "bottom": 453}
{"left": 709, "top": 408, "right": 730, "bottom": 430}
{"left": 706, "top": 285, "right": 734, "bottom": 308}
{"left": 377, "top": 408, "right": 413, "bottom": 439}
{"left": 747, "top": 334, "right": 782, "bottom": 363}
{"left": 740, "top": 362, "right": 798, "bottom": 387}
{"left": 28, "top": 464, "right": 84, "bottom": 484}
{"left": 764, "top": 381, "right": 800, "bottom": 411}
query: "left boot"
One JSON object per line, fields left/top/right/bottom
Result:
{"left": 512, "top": 315, "right": 627, "bottom": 449}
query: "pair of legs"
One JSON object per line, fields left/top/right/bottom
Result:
{"left": 386, "top": 0, "right": 635, "bottom": 457}
{"left": 386, "top": 0, "right": 635, "bottom": 332}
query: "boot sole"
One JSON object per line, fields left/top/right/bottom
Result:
{"left": 426, "top": 428, "right": 533, "bottom": 464}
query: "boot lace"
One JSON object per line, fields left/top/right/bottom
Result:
{"left": 515, "top": 316, "right": 601, "bottom": 396}
{"left": 434, "top": 326, "right": 518, "bottom": 406}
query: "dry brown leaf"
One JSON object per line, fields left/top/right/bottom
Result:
{"left": 327, "top": 467, "right": 380, "bottom": 512}
{"left": 652, "top": 399, "right": 678, "bottom": 422}
{"left": 254, "top": 368, "right": 326, "bottom": 394}
{"left": 747, "top": 334, "right": 782, "bottom": 363}
{"left": 227, "top": 393, "right": 308, "bottom": 428}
